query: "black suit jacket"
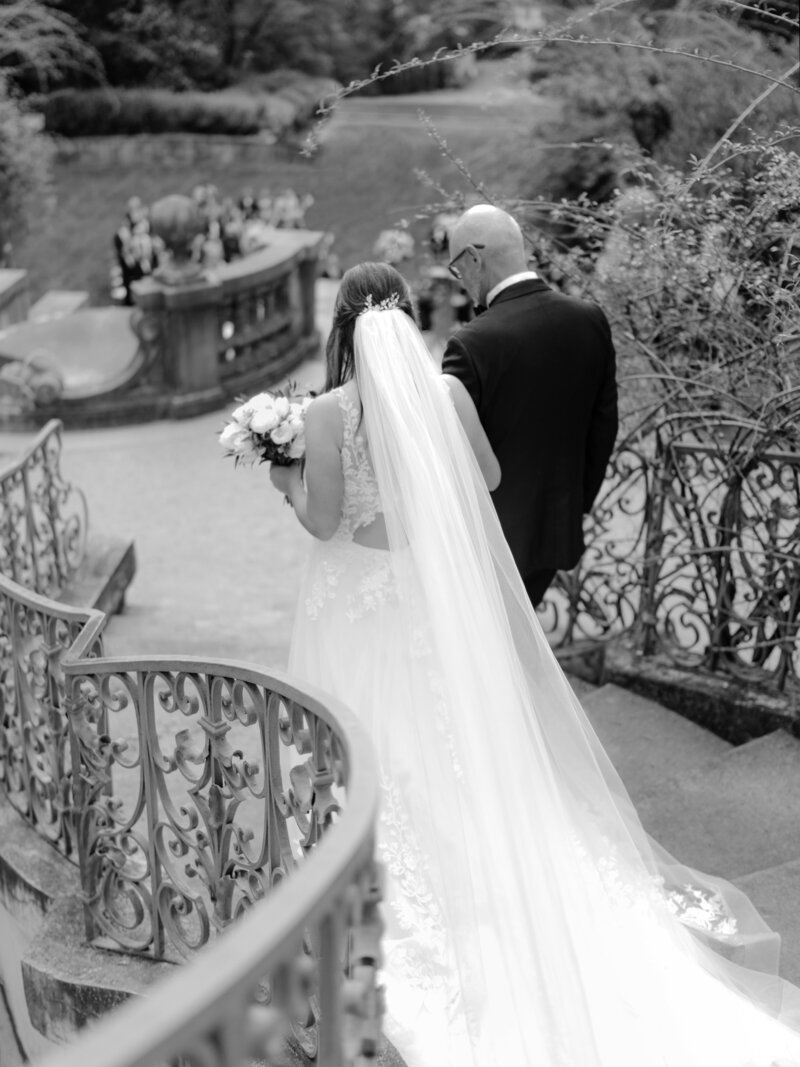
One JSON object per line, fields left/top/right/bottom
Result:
{"left": 442, "top": 278, "right": 618, "bottom": 576}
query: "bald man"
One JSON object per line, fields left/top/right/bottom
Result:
{"left": 442, "top": 205, "right": 618, "bottom": 607}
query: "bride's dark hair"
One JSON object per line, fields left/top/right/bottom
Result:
{"left": 324, "top": 261, "right": 415, "bottom": 391}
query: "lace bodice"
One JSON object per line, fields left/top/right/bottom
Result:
{"left": 333, "top": 386, "right": 382, "bottom": 542}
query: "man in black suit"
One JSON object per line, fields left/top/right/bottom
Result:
{"left": 442, "top": 205, "right": 618, "bottom": 607}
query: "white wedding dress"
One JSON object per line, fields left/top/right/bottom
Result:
{"left": 288, "top": 306, "right": 800, "bottom": 1066}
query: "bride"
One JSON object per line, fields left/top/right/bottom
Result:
{"left": 268, "top": 261, "right": 800, "bottom": 1066}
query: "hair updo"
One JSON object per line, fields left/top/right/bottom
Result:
{"left": 324, "top": 261, "right": 415, "bottom": 392}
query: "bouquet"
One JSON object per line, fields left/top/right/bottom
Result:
{"left": 218, "top": 384, "right": 312, "bottom": 467}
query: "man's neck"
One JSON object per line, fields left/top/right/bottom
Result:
{"left": 486, "top": 270, "right": 539, "bottom": 307}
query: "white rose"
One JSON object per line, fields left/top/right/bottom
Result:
{"left": 229, "top": 427, "right": 253, "bottom": 452}
{"left": 219, "top": 421, "right": 243, "bottom": 448}
{"left": 270, "top": 420, "right": 296, "bottom": 444}
{"left": 272, "top": 396, "right": 290, "bottom": 419}
{"left": 248, "top": 392, "right": 274, "bottom": 411}
{"left": 230, "top": 402, "right": 252, "bottom": 426}
{"left": 250, "top": 407, "right": 281, "bottom": 434}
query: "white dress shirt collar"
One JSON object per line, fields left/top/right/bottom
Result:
{"left": 486, "top": 270, "right": 539, "bottom": 307}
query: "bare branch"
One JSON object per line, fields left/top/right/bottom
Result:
{"left": 693, "top": 59, "right": 800, "bottom": 180}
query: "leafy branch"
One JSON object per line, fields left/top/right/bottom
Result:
{"left": 0, "top": 1, "right": 103, "bottom": 89}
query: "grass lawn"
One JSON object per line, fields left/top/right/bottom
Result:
{"left": 15, "top": 112, "right": 529, "bottom": 305}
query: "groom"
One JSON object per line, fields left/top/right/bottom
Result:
{"left": 442, "top": 205, "right": 618, "bottom": 607}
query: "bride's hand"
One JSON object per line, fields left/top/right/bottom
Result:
{"left": 269, "top": 461, "right": 302, "bottom": 497}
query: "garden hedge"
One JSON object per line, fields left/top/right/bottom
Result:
{"left": 42, "top": 79, "right": 336, "bottom": 138}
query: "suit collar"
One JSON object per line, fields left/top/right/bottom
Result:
{"left": 486, "top": 270, "right": 539, "bottom": 306}
{"left": 487, "top": 278, "right": 550, "bottom": 307}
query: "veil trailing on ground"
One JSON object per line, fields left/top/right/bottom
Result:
{"left": 352, "top": 305, "right": 800, "bottom": 1066}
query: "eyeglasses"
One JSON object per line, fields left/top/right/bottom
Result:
{"left": 448, "top": 243, "right": 485, "bottom": 281}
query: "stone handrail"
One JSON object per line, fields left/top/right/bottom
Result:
{"left": 130, "top": 229, "right": 324, "bottom": 419}
{"left": 0, "top": 419, "right": 88, "bottom": 597}
{"left": 0, "top": 567, "right": 384, "bottom": 1064}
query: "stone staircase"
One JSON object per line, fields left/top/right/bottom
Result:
{"left": 579, "top": 680, "right": 800, "bottom": 987}
{"left": 4, "top": 679, "right": 798, "bottom": 1067}
{"left": 376, "top": 677, "right": 800, "bottom": 1064}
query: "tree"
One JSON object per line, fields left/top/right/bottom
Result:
{"left": 0, "top": 82, "right": 53, "bottom": 258}
{"left": 0, "top": 1, "right": 99, "bottom": 256}
{"left": 502, "top": 0, "right": 799, "bottom": 206}
{"left": 1, "top": 0, "right": 101, "bottom": 89}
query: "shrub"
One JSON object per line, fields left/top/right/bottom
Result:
{"left": 525, "top": 136, "right": 800, "bottom": 433}
{"left": 41, "top": 86, "right": 330, "bottom": 138}
{"left": 0, "top": 85, "right": 54, "bottom": 253}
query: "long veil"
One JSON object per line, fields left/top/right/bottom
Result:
{"left": 352, "top": 306, "right": 800, "bottom": 1066}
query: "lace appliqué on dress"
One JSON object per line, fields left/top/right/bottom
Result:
{"left": 345, "top": 551, "right": 397, "bottom": 622}
{"left": 304, "top": 388, "right": 393, "bottom": 622}
{"left": 662, "top": 883, "right": 738, "bottom": 938}
{"left": 335, "top": 388, "right": 382, "bottom": 542}
{"left": 575, "top": 834, "right": 739, "bottom": 940}
{"left": 378, "top": 771, "right": 450, "bottom": 990}
{"left": 304, "top": 557, "right": 346, "bottom": 620}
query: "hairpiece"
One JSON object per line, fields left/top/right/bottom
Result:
{"left": 360, "top": 292, "right": 401, "bottom": 315}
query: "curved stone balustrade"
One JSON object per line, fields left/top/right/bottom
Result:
{"left": 0, "top": 229, "right": 325, "bottom": 428}
{"left": 0, "top": 569, "right": 384, "bottom": 1065}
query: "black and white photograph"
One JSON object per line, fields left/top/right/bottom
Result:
{"left": 0, "top": 1, "right": 799, "bottom": 1064}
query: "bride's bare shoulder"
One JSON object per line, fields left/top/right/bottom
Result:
{"left": 306, "top": 390, "right": 345, "bottom": 445}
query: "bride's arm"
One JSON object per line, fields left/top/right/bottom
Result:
{"left": 442, "top": 374, "right": 501, "bottom": 490}
{"left": 269, "top": 394, "right": 344, "bottom": 540}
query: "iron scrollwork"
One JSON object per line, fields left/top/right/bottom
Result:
{"left": 66, "top": 657, "right": 384, "bottom": 1065}
{"left": 0, "top": 576, "right": 104, "bottom": 857}
{"left": 0, "top": 421, "right": 88, "bottom": 598}
{"left": 540, "top": 418, "right": 800, "bottom": 695}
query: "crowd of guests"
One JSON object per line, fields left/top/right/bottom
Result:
{"left": 188, "top": 182, "right": 315, "bottom": 268}
{"left": 112, "top": 196, "right": 161, "bottom": 305}
{"left": 111, "top": 183, "right": 317, "bottom": 304}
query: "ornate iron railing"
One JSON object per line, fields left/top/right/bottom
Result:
{"left": 62, "top": 649, "right": 383, "bottom": 1065}
{"left": 36, "top": 835, "right": 383, "bottom": 1067}
{"left": 0, "top": 566, "right": 383, "bottom": 1065}
{"left": 0, "top": 572, "right": 105, "bottom": 855}
{"left": 542, "top": 415, "right": 800, "bottom": 695}
{"left": 0, "top": 419, "right": 88, "bottom": 597}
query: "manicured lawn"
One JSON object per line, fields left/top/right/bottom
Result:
{"left": 15, "top": 112, "right": 527, "bottom": 305}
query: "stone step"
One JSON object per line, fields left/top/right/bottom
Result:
{"left": 27, "top": 289, "right": 89, "bottom": 324}
{"left": 580, "top": 683, "right": 732, "bottom": 804}
{"left": 734, "top": 859, "right": 800, "bottom": 986}
{"left": 581, "top": 684, "right": 800, "bottom": 987}
{"left": 22, "top": 894, "right": 173, "bottom": 1046}
{"left": 633, "top": 730, "right": 800, "bottom": 881}
{"left": 0, "top": 987, "right": 26, "bottom": 1067}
